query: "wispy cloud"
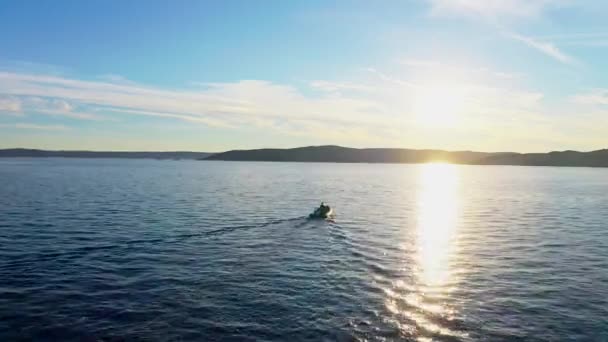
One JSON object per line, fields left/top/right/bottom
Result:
{"left": 504, "top": 32, "right": 577, "bottom": 65}
{"left": 427, "top": 0, "right": 568, "bottom": 19}
{"left": 0, "top": 66, "right": 570, "bottom": 150}
{"left": 0, "top": 72, "right": 391, "bottom": 130}
{"left": 400, "top": 58, "right": 522, "bottom": 79}
{"left": 97, "top": 74, "right": 139, "bottom": 85}
{"left": 426, "top": 0, "right": 578, "bottom": 65}
{"left": 24, "top": 97, "right": 104, "bottom": 120}
{"left": 531, "top": 32, "right": 608, "bottom": 47}
{"left": 0, "top": 95, "right": 22, "bottom": 115}
{"left": 0, "top": 93, "right": 104, "bottom": 120}
{"left": 535, "top": 32, "right": 608, "bottom": 40}
{"left": 401, "top": 59, "right": 441, "bottom": 68}
{"left": 0, "top": 123, "right": 69, "bottom": 130}
{"left": 309, "top": 81, "right": 374, "bottom": 93}
{"left": 102, "top": 107, "right": 234, "bottom": 128}
{"left": 571, "top": 89, "right": 608, "bottom": 106}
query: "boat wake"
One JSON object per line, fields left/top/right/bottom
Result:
{"left": 1, "top": 216, "right": 316, "bottom": 269}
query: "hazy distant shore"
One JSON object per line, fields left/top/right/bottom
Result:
{"left": 0, "top": 149, "right": 211, "bottom": 160}
{"left": 2, "top": 146, "right": 608, "bottom": 167}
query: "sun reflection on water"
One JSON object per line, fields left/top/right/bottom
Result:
{"left": 416, "top": 162, "right": 460, "bottom": 288}
{"left": 383, "top": 162, "right": 464, "bottom": 339}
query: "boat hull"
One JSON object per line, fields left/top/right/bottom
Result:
{"left": 309, "top": 208, "right": 333, "bottom": 219}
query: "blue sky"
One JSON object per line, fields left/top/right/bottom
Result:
{"left": 1, "top": 0, "right": 608, "bottom": 152}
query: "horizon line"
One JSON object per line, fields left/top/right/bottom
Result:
{"left": 1, "top": 145, "right": 607, "bottom": 155}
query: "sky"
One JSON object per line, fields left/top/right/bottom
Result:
{"left": 1, "top": 0, "right": 608, "bottom": 152}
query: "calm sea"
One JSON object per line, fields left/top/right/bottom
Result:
{"left": 1, "top": 158, "right": 607, "bottom": 341}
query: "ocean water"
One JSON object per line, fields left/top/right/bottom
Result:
{"left": 1, "top": 158, "right": 607, "bottom": 341}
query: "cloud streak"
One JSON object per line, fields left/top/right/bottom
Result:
{"left": 426, "top": 0, "right": 577, "bottom": 65}
{"left": 23, "top": 97, "right": 105, "bottom": 120}
{"left": 427, "top": 0, "right": 566, "bottom": 19}
{"left": 571, "top": 89, "right": 608, "bottom": 106}
{"left": 0, "top": 72, "right": 393, "bottom": 131}
{"left": 0, "top": 123, "right": 68, "bottom": 130}
{"left": 0, "top": 95, "right": 22, "bottom": 114}
{"left": 401, "top": 58, "right": 522, "bottom": 79}
{"left": 505, "top": 32, "right": 577, "bottom": 65}
{"left": 532, "top": 32, "right": 608, "bottom": 47}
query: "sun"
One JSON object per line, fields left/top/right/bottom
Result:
{"left": 413, "top": 84, "right": 467, "bottom": 127}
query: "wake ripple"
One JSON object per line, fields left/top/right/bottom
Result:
{"left": 1, "top": 216, "right": 309, "bottom": 269}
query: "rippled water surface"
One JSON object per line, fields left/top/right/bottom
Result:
{"left": 1, "top": 159, "right": 607, "bottom": 341}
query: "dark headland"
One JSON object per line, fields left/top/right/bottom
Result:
{"left": 0, "top": 148, "right": 212, "bottom": 160}
{"left": 205, "top": 145, "right": 608, "bottom": 167}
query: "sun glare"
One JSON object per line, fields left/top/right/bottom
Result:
{"left": 383, "top": 163, "right": 463, "bottom": 337}
{"left": 413, "top": 84, "right": 467, "bottom": 127}
{"left": 416, "top": 162, "right": 459, "bottom": 286}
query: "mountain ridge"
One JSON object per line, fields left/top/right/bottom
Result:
{"left": 205, "top": 145, "right": 608, "bottom": 167}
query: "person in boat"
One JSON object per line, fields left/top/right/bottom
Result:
{"left": 319, "top": 202, "right": 329, "bottom": 215}
{"left": 310, "top": 202, "right": 331, "bottom": 218}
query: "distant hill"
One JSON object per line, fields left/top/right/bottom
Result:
{"left": 477, "top": 149, "right": 608, "bottom": 167}
{"left": 205, "top": 145, "right": 608, "bottom": 167}
{"left": 206, "top": 146, "right": 499, "bottom": 164}
{"left": 0, "top": 148, "right": 212, "bottom": 160}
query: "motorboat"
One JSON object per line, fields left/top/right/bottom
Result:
{"left": 309, "top": 203, "right": 333, "bottom": 219}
